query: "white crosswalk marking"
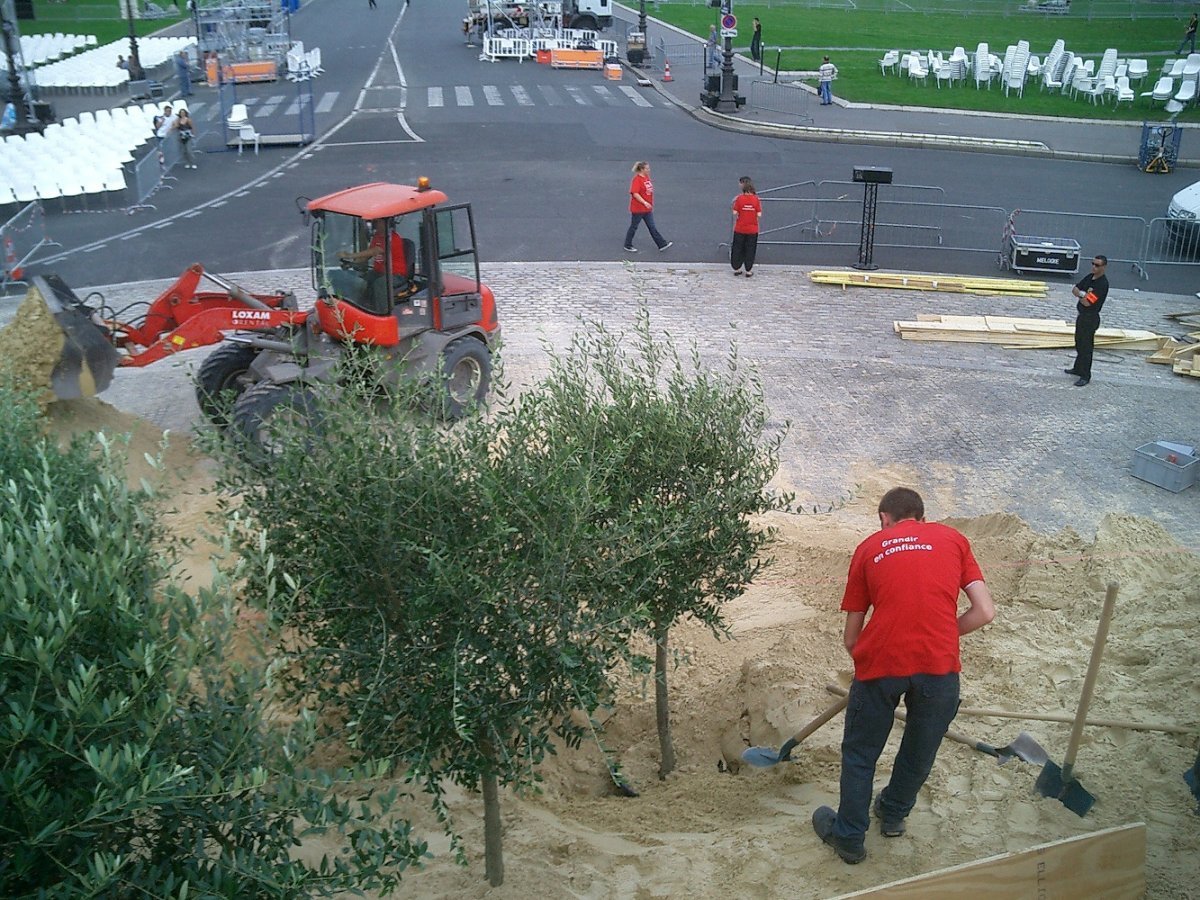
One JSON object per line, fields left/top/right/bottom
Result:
{"left": 618, "top": 85, "right": 653, "bottom": 107}
{"left": 483, "top": 85, "right": 503, "bottom": 105}
{"left": 592, "top": 85, "right": 623, "bottom": 105}
{"left": 256, "top": 95, "right": 286, "bottom": 116}
{"left": 537, "top": 85, "right": 563, "bottom": 105}
{"left": 511, "top": 85, "right": 533, "bottom": 106}
{"left": 314, "top": 92, "right": 338, "bottom": 113}
{"left": 455, "top": 85, "right": 474, "bottom": 106}
{"left": 428, "top": 86, "right": 444, "bottom": 107}
{"left": 563, "top": 85, "right": 589, "bottom": 105}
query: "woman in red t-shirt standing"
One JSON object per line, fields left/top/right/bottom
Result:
{"left": 623, "top": 161, "right": 672, "bottom": 253}
{"left": 730, "top": 176, "right": 762, "bottom": 277}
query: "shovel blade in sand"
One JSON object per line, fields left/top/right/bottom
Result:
{"left": 1035, "top": 760, "right": 1096, "bottom": 817}
{"left": 997, "top": 731, "right": 1049, "bottom": 766}
{"left": 741, "top": 696, "right": 848, "bottom": 769}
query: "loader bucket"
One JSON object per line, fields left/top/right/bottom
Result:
{"left": 0, "top": 275, "right": 119, "bottom": 401}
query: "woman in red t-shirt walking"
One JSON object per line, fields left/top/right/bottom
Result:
{"left": 730, "top": 176, "right": 762, "bottom": 277}
{"left": 623, "top": 161, "right": 672, "bottom": 253}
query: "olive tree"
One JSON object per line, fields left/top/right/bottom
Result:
{"left": 0, "top": 385, "right": 426, "bottom": 899}
{"left": 207, "top": 372, "right": 654, "bottom": 887}
{"left": 535, "top": 314, "right": 789, "bottom": 777}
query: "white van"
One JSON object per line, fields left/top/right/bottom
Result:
{"left": 1166, "top": 180, "right": 1200, "bottom": 250}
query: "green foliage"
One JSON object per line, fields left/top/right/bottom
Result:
{"left": 24, "top": 2, "right": 190, "bottom": 45}
{"left": 534, "top": 311, "right": 790, "bottom": 774}
{"left": 205, "top": 363, "right": 654, "bottom": 880}
{"left": 0, "top": 385, "right": 425, "bottom": 899}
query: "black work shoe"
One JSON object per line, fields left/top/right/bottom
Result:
{"left": 812, "top": 806, "right": 867, "bottom": 864}
{"left": 1063, "top": 368, "right": 1079, "bottom": 375}
{"left": 873, "top": 794, "right": 906, "bottom": 838}
{"left": 1074, "top": 377, "right": 1090, "bottom": 387}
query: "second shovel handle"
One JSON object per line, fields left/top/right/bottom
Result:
{"left": 1063, "top": 581, "right": 1119, "bottom": 774}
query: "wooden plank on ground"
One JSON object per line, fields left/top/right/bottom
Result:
{"left": 830, "top": 822, "right": 1145, "bottom": 900}
{"left": 809, "top": 270, "right": 1048, "bottom": 297}
{"left": 894, "top": 316, "right": 1165, "bottom": 351}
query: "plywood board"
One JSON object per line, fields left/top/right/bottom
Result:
{"left": 831, "top": 822, "right": 1145, "bottom": 900}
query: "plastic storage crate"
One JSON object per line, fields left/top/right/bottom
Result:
{"left": 1132, "top": 442, "right": 1198, "bottom": 492}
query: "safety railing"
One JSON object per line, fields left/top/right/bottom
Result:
{"left": 747, "top": 177, "right": 1200, "bottom": 280}
{"left": 748, "top": 79, "right": 813, "bottom": 123}
{"left": 1, "top": 201, "right": 61, "bottom": 293}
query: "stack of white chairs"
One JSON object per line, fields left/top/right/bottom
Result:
{"left": 947, "top": 46, "right": 969, "bottom": 82}
{"left": 1141, "top": 75, "right": 1174, "bottom": 106}
{"left": 1114, "top": 75, "right": 1135, "bottom": 104}
{"left": 1002, "top": 41, "right": 1030, "bottom": 96}
{"left": 1126, "top": 58, "right": 1148, "bottom": 83}
{"left": 0, "top": 102, "right": 171, "bottom": 208}
{"left": 285, "top": 45, "right": 309, "bottom": 81}
{"left": 19, "top": 33, "right": 95, "bottom": 67}
{"left": 973, "top": 43, "right": 992, "bottom": 88}
{"left": 597, "top": 39, "right": 617, "bottom": 58}
{"left": 907, "top": 51, "right": 928, "bottom": 85}
{"left": 306, "top": 46, "right": 323, "bottom": 77}
{"left": 34, "top": 37, "right": 194, "bottom": 92}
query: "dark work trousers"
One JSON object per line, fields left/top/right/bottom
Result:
{"left": 1073, "top": 311, "right": 1101, "bottom": 380}
{"left": 833, "top": 673, "right": 960, "bottom": 844}
{"left": 625, "top": 211, "right": 667, "bottom": 250}
{"left": 730, "top": 232, "right": 758, "bottom": 273}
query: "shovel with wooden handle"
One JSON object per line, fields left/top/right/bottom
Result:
{"left": 1034, "top": 581, "right": 1119, "bottom": 817}
{"left": 824, "top": 683, "right": 1048, "bottom": 765}
{"left": 741, "top": 695, "right": 849, "bottom": 768}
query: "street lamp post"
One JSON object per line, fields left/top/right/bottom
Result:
{"left": 0, "top": 7, "right": 39, "bottom": 134}
{"left": 714, "top": 2, "right": 739, "bottom": 113}
{"left": 124, "top": 0, "right": 145, "bottom": 81}
{"left": 638, "top": 0, "right": 649, "bottom": 62}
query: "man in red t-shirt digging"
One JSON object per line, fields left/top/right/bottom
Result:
{"left": 813, "top": 487, "right": 995, "bottom": 864}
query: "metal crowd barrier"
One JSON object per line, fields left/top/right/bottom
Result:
{"left": 127, "top": 133, "right": 181, "bottom": 214}
{"left": 751, "top": 179, "right": 1198, "bottom": 281}
{"left": 1, "top": 201, "right": 60, "bottom": 293}
{"left": 748, "top": 79, "right": 813, "bottom": 123}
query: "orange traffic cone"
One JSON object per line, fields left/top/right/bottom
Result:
{"left": 662, "top": 59, "right": 673, "bottom": 82}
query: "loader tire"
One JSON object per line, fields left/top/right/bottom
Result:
{"left": 229, "top": 381, "right": 322, "bottom": 460}
{"left": 436, "top": 338, "right": 491, "bottom": 421}
{"left": 196, "top": 343, "right": 259, "bottom": 428}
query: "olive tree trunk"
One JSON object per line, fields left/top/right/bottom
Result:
{"left": 482, "top": 765, "right": 504, "bottom": 886}
{"left": 655, "top": 622, "right": 676, "bottom": 778}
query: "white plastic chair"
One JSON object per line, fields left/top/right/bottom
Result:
{"left": 237, "top": 123, "right": 260, "bottom": 156}
{"left": 1174, "top": 79, "right": 1197, "bottom": 105}
{"left": 934, "top": 61, "right": 955, "bottom": 89}
{"left": 878, "top": 49, "right": 899, "bottom": 75}
{"left": 907, "top": 54, "right": 928, "bottom": 86}
{"left": 1115, "top": 75, "right": 1135, "bottom": 105}
{"left": 1126, "top": 58, "right": 1148, "bottom": 82}
{"left": 1141, "top": 76, "right": 1174, "bottom": 105}
{"left": 226, "top": 103, "right": 249, "bottom": 129}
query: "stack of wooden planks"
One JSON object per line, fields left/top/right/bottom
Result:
{"left": 893, "top": 315, "right": 1164, "bottom": 350}
{"left": 1147, "top": 336, "right": 1200, "bottom": 378}
{"left": 810, "top": 270, "right": 1048, "bottom": 297}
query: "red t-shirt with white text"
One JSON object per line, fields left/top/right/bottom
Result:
{"left": 840, "top": 520, "right": 984, "bottom": 681}
{"left": 629, "top": 173, "right": 653, "bottom": 213}
{"left": 733, "top": 193, "right": 762, "bottom": 234}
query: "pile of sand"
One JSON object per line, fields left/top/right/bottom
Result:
{"left": 43, "top": 400, "right": 1200, "bottom": 899}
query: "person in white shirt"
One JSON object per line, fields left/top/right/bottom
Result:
{"left": 819, "top": 56, "right": 838, "bottom": 105}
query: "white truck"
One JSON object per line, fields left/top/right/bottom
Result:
{"left": 465, "top": 0, "right": 614, "bottom": 32}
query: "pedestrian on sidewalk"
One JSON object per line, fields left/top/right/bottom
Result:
{"left": 1065, "top": 254, "right": 1109, "bottom": 386}
{"left": 1179, "top": 12, "right": 1197, "bottom": 55}
{"left": 750, "top": 18, "right": 762, "bottom": 62}
{"left": 176, "top": 107, "right": 197, "bottom": 169}
{"left": 175, "top": 51, "right": 192, "bottom": 98}
{"left": 819, "top": 55, "right": 838, "bottom": 105}
{"left": 812, "top": 487, "right": 994, "bottom": 865}
{"left": 707, "top": 25, "right": 721, "bottom": 69}
{"left": 623, "top": 161, "right": 672, "bottom": 253}
{"left": 730, "top": 176, "right": 761, "bottom": 277}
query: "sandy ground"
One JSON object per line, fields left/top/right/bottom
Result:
{"left": 40, "top": 397, "right": 1199, "bottom": 900}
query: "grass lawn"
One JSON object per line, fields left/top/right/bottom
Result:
{"left": 648, "top": 1, "right": 1193, "bottom": 120}
{"left": 18, "top": 2, "right": 189, "bottom": 44}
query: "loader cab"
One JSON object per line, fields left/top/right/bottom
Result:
{"left": 307, "top": 181, "right": 496, "bottom": 347}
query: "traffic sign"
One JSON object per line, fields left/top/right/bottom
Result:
{"left": 721, "top": 13, "right": 736, "bottom": 29}
{"left": 720, "top": 28, "right": 737, "bottom": 38}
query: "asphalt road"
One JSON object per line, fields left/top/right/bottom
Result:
{"left": 17, "top": 0, "right": 1200, "bottom": 296}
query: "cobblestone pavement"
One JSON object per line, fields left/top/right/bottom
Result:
{"left": 64, "top": 262, "right": 1200, "bottom": 543}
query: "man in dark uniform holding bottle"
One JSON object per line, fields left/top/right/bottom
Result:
{"left": 1065, "top": 254, "right": 1108, "bottom": 387}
